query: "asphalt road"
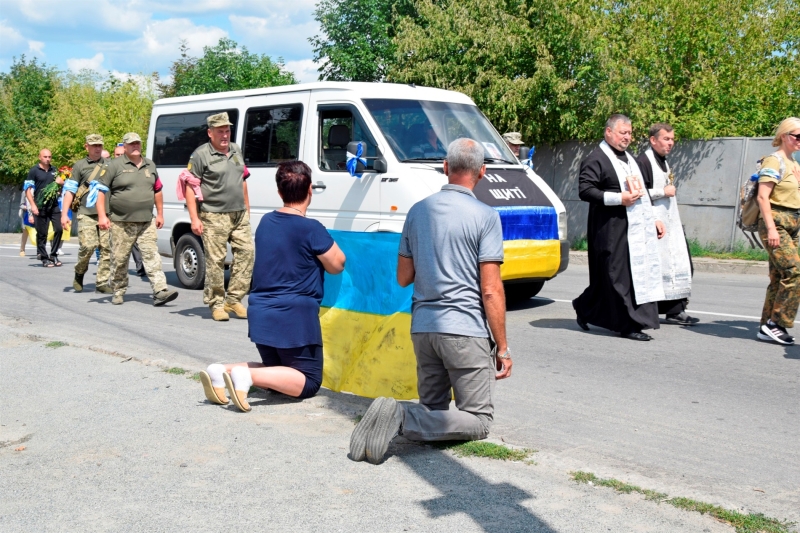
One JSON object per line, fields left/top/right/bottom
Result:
{"left": 1, "top": 238, "right": 798, "bottom": 527}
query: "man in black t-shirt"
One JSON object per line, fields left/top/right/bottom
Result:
{"left": 24, "top": 149, "right": 64, "bottom": 267}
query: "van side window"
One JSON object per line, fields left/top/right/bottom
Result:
{"left": 153, "top": 110, "right": 239, "bottom": 166}
{"left": 243, "top": 105, "right": 303, "bottom": 166}
{"left": 318, "top": 106, "right": 377, "bottom": 172}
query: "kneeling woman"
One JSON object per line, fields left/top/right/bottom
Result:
{"left": 201, "top": 161, "right": 345, "bottom": 411}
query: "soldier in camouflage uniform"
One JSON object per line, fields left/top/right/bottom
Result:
{"left": 755, "top": 116, "right": 800, "bottom": 345}
{"left": 62, "top": 134, "right": 112, "bottom": 293}
{"left": 185, "top": 112, "right": 254, "bottom": 322}
{"left": 95, "top": 132, "right": 178, "bottom": 307}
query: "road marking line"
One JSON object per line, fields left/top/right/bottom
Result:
{"left": 538, "top": 298, "right": 796, "bottom": 323}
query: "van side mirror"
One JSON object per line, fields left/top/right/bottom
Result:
{"left": 347, "top": 141, "right": 367, "bottom": 173}
{"left": 347, "top": 141, "right": 388, "bottom": 174}
{"left": 519, "top": 145, "right": 530, "bottom": 159}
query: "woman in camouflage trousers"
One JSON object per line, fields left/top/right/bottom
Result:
{"left": 756, "top": 117, "right": 800, "bottom": 345}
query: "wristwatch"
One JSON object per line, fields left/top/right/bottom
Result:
{"left": 497, "top": 347, "right": 511, "bottom": 360}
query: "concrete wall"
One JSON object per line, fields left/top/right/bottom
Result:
{"left": 532, "top": 137, "right": 781, "bottom": 249}
{"left": 0, "top": 185, "right": 78, "bottom": 236}
{"left": 0, "top": 185, "right": 22, "bottom": 233}
{"left": 0, "top": 137, "right": 789, "bottom": 249}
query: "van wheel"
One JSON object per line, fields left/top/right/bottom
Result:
{"left": 505, "top": 281, "right": 545, "bottom": 306}
{"left": 174, "top": 233, "right": 205, "bottom": 290}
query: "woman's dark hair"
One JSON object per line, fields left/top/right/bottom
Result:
{"left": 275, "top": 161, "right": 312, "bottom": 204}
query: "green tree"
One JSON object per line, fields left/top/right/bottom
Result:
{"left": 0, "top": 56, "right": 58, "bottom": 184}
{"left": 390, "top": 0, "right": 800, "bottom": 144}
{"left": 162, "top": 38, "right": 297, "bottom": 97}
{"left": 310, "top": 0, "right": 417, "bottom": 81}
{"left": 41, "top": 71, "right": 156, "bottom": 166}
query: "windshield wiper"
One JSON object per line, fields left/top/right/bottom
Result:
{"left": 484, "top": 157, "right": 516, "bottom": 165}
{"left": 401, "top": 157, "right": 444, "bottom": 163}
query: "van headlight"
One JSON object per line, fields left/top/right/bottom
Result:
{"left": 558, "top": 212, "right": 567, "bottom": 241}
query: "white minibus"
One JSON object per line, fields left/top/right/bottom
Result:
{"left": 147, "top": 82, "right": 569, "bottom": 302}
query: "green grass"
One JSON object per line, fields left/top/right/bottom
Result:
{"left": 571, "top": 236, "right": 768, "bottom": 261}
{"left": 190, "top": 372, "right": 201, "bottom": 382}
{"left": 45, "top": 341, "right": 67, "bottom": 348}
{"left": 434, "top": 441, "right": 536, "bottom": 463}
{"left": 571, "top": 236, "right": 588, "bottom": 251}
{"left": 164, "top": 367, "right": 188, "bottom": 375}
{"left": 354, "top": 414, "right": 363, "bottom": 425}
{"left": 571, "top": 471, "right": 793, "bottom": 533}
{"left": 688, "top": 239, "right": 768, "bottom": 261}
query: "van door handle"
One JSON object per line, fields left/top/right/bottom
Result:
{"left": 311, "top": 183, "right": 327, "bottom": 190}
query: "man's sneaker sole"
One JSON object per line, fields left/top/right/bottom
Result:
{"left": 760, "top": 324, "right": 794, "bottom": 345}
{"left": 756, "top": 332, "right": 773, "bottom": 342}
{"left": 365, "top": 397, "right": 399, "bottom": 465}
{"left": 153, "top": 290, "right": 178, "bottom": 306}
{"left": 349, "top": 397, "right": 386, "bottom": 462}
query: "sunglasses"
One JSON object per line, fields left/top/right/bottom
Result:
{"left": 787, "top": 133, "right": 800, "bottom": 141}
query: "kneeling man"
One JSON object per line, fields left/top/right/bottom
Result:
{"left": 350, "top": 138, "right": 513, "bottom": 464}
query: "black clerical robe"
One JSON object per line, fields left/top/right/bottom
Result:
{"left": 636, "top": 150, "right": 693, "bottom": 316}
{"left": 572, "top": 145, "right": 659, "bottom": 333}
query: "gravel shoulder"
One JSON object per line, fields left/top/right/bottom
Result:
{"left": 0, "top": 322, "right": 734, "bottom": 533}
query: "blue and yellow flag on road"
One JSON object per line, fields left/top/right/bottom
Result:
{"left": 319, "top": 230, "right": 418, "bottom": 399}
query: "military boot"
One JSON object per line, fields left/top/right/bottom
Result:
{"left": 223, "top": 302, "right": 247, "bottom": 319}
{"left": 96, "top": 284, "right": 113, "bottom": 294}
{"left": 211, "top": 308, "right": 230, "bottom": 321}
{"left": 73, "top": 273, "right": 84, "bottom": 292}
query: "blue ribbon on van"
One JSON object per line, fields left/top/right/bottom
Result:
{"left": 346, "top": 142, "right": 367, "bottom": 177}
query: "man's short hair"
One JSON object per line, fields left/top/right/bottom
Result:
{"left": 446, "top": 138, "right": 484, "bottom": 176}
{"left": 649, "top": 123, "right": 674, "bottom": 139}
{"left": 605, "top": 114, "right": 631, "bottom": 131}
{"left": 275, "top": 160, "right": 311, "bottom": 204}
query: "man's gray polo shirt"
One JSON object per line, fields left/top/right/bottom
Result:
{"left": 399, "top": 183, "right": 504, "bottom": 337}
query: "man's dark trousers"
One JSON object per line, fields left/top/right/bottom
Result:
{"left": 35, "top": 205, "right": 63, "bottom": 260}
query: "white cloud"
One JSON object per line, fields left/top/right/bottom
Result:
{"left": 67, "top": 53, "right": 104, "bottom": 72}
{"left": 28, "top": 40, "right": 45, "bottom": 55}
{"left": 0, "top": 19, "right": 45, "bottom": 58}
{"left": 285, "top": 59, "right": 319, "bottom": 84}
{"left": 92, "top": 18, "right": 228, "bottom": 73}
{"left": 0, "top": 20, "right": 26, "bottom": 50}
{"left": 229, "top": 14, "right": 318, "bottom": 60}
{"left": 13, "top": 0, "right": 149, "bottom": 33}
{"left": 138, "top": 19, "right": 228, "bottom": 58}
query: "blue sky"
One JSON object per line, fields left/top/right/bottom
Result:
{"left": 0, "top": 0, "right": 322, "bottom": 83}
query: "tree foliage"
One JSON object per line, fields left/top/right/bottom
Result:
{"left": 0, "top": 56, "right": 58, "bottom": 184}
{"left": 0, "top": 57, "right": 156, "bottom": 185}
{"left": 161, "top": 38, "right": 297, "bottom": 97}
{"left": 310, "top": 0, "right": 417, "bottom": 81}
{"left": 312, "top": 0, "right": 800, "bottom": 143}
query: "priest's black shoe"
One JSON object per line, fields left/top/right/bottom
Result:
{"left": 622, "top": 331, "right": 652, "bottom": 341}
{"left": 576, "top": 315, "right": 590, "bottom": 331}
{"left": 664, "top": 312, "right": 700, "bottom": 326}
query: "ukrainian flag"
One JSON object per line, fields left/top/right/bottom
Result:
{"left": 496, "top": 205, "right": 560, "bottom": 281}
{"left": 319, "top": 230, "right": 417, "bottom": 399}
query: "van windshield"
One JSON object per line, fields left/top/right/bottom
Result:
{"left": 362, "top": 99, "right": 517, "bottom": 164}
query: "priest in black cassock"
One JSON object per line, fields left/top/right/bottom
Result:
{"left": 573, "top": 114, "right": 667, "bottom": 341}
{"left": 635, "top": 123, "right": 699, "bottom": 326}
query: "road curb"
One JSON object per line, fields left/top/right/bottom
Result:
{"left": 568, "top": 251, "right": 768, "bottom": 276}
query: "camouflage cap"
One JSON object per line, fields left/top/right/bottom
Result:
{"left": 122, "top": 132, "right": 142, "bottom": 144}
{"left": 207, "top": 112, "right": 233, "bottom": 128}
{"left": 85, "top": 133, "right": 104, "bottom": 145}
{"left": 502, "top": 132, "right": 524, "bottom": 145}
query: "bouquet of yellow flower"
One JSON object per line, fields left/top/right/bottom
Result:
{"left": 57, "top": 166, "right": 72, "bottom": 181}
{"left": 35, "top": 166, "right": 71, "bottom": 208}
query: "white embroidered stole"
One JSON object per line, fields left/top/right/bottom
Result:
{"left": 599, "top": 141, "right": 665, "bottom": 305}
